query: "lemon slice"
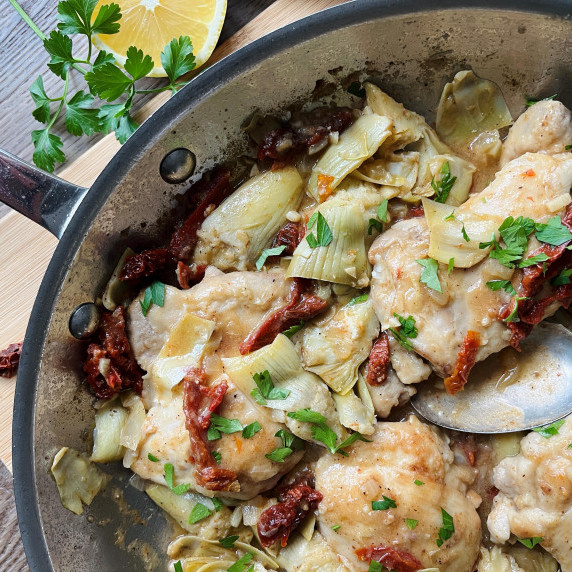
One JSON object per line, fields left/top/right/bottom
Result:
{"left": 92, "top": 0, "right": 227, "bottom": 77}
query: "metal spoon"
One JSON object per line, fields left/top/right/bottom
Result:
{"left": 411, "top": 321, "right": 572, "bottom": 433}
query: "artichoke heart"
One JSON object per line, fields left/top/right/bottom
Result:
{"left": 299, "top": 298, "right": 379, "bottom": 394}
{"left": 194, "top": 166, "right": 304, "bottom": 271}
{"left": 307, "top": 113, "right": 393, "bottom": 201}
{"left": 423, "top": 198, "right": 497, "bottom": 268}
{"left": 91, "top": 400, "right": 129, "bottom": 463}
{"left": 119, "top": 391, "right": 146, "bottom": 470}
{"left": 222, "top": 334, "right": 343, "bottom": 446}
{"left": 332, "top": 390, "right": 375, "bottom": 435}
{"left": 356, "top": 151, "right": 420, "bottom": 197}
{"left": 436, "top": 70, "right": 512, "bottom": 147}
{"left": 102, "top": 247, "right": 136, "bottom": 311}
{"left": 287, "top": 202, "right": 369, "bottom": 287}
{"left": 151, "top": 312, "right": 216, "bottom": 395}
{"left": 51, "top": 447, "right": 109, "bottom": 515}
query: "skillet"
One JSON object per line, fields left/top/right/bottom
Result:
{"left": 2, "top": 0, "right": 572, "bottom": 569}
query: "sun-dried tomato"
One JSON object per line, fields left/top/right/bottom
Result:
{"left": 182, "top": 368, "right": 238, "bottom": 491}
{"left": 272, "top": 222, "right": 305, "bottom": 256}
{"left": 367, "top": 332, "right": 390, "bottom": 385}
{"left": 82, "top": 307, "right": 144, "bottom": 399}
{"left": 257, "top": 476, "right": 323, "bottom": 548}
{"left": 356, "top": 546, "right": 423, "bottom": 572}
{"left": 240, "top": 278, "right": 328, "bottom": 354}
{"left": 119, "top": 248, "right": 170, "bottom": 282}
{"left": 0, "top": 342, "right": 22, "bottom": 378}
{"left": 444, "top": 330, "right": 481, "bottom": 395}
{"left": 176, "top": 261, "right": 206, "bottom": 289}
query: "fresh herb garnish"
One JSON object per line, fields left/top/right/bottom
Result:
{"left": 164, "top": 462, "right": 190, "bottom": 495}
{"left": 532, "top": 419, "right": 566, "bottom": 438}
{"left": 147, "top": 453, "right": 159, "bottom": 462}
{"left": 265, "top": 429, "right": 304, "bottom": 463}
{"left": 518, "top": 253, "right": 550, "bottom": 267}
{"left": 436, "top": 508, "right": 455, "bottom": 547}
{"left": 447, "top": 258, "right": 454, "bottom": 274}
{"left": 372, "top": 496, "right": 397, "bottom": 511}
{"left": 479, "top": 216, "right": 536, "bottom": 268}
{"left": 377, "top": 200, "right": 389, "bottom": 223}
{"left": 14, "top": 0, "right": 196, "bottom": 171}
{"left": 331, "top": 524, "right": 341, "bottom": 531}
{"left": 348, "top": 294, "right": 368, "bottom": 306}
{"left": 212, "top": 450, "right": 222, "bottom": 464}
{"left": 552, "top": 268, "right": 572, "bottom": 286}
{"left": 525, "top": 94, "right": 556, "bottom": 107}
{"left": 486, "top": 280, "right": 516, "bottom": 296}
{"left": 207, "top": 414, "right": 243, "bottom": 441}
{"left": 416, "top": 258, "right": 442, "bottom": 293}
{"left": 431, "top": 161, "right": 457, "bottom": 203}
{"left": 250, "top": 370, "right": 290, "bottom": 405}
{"left": 140, "top": 280, "right": 165, "bottom": 316}
{"left": 535, "top": 216, "right": 572, "bottom": 246}
{"left": 255, "top": 245, "right": 286, "bottom": 271}
{"left": 444, "top": 211, "right": 470, "bottom": 242}
{"left": 406, "top": 518, "right": 419, "bottom": 530}
{"left": 368, "top": 562, "right": 382, "bottom": 572}
{"left": 242, "top": 421, "right": 262, "bottom": 439}
{"left": 174, "top": 561, "right": 183, "bottom": 572}
{"left": 265, "top": 447, "right": 295, "bottom": 463}
{"left": 188, "top": 502, "right": 212, "bottom": 524}
{"left": 219, "top": 535, "right": 239, "bottom": 549}
{"left": 414, "top": 479, "right": 424, "bottom": 486}
{"left": 211, "top": 497, "right": 223, "bottom": 512}
{"left": 504, "top": 296, "right": 528, "bottom": 323}
{"left": 367, "top": 201, "right": 389, "bottom": 235}
{"left": 227, "top": 552, "right": 254, "bottom": 572}
{"left": 566, "top": 144, "right": 572, "bottom": 150}
{"left": 517, "top": 537, "right": 544, "bottom": 549}
{"left": 282, "top": 321, "right": 305, "bottom": 338}
{"left": 306, "top": 212, "right": 333, "bottom": 248}
{"left": 388, "top": 313, "right": 418, "bottom": 351}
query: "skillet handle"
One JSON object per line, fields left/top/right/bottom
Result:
{"left": 0, "top": 149, "right": 88, "bottom": 239}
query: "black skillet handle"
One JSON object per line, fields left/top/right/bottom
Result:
{"left": 0, "top": 149, "right": 88, "bottom": 239}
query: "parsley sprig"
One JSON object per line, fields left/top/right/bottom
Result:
{"left": 532, "top": 419, "right": 566, "bottom": 438}
{"left": 431, "top": 161, "right": 457, "bottom": 203}
{"left": 265, "top": 429, "right": 304, "bottom": 463}
{"left": 250, "top": 370, "right": 290, "bottom": 405}
{"left": 140, "top": 280, "right": 165, "bottom": 316}
{"left": 10, "top": 0, "right": 196, "bottom": 171}
{"left": 436, "top": 508, "right": 455, "bottom": 547}
{"left": 306, "top": 212, "right": 333, "bottom": 248}
{"left": 388, "top": 313, "right": 418, "bottom": 351}
{"left": 416, "top": 257, "right": 442, "bottom": 293}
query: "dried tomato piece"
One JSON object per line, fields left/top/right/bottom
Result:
{"left": 119, "top": 248, "right": 170, "bottom": 282}
{"left": 367, "top": 332, "right": 390, "bottom": 385}
{"left": 356, "top": 545, "right": 424, "bottom": 572}
{"left": 272, "top": 222, "right": 305, "bottom": 256}
{"left": 176, "top": 261, "right": 206, "bottom": 289}
{"left": 444, "top": 330, "right": 481, "bottom": 395}
{"left": 182, "top": 368, "right": 238, "bottom": 491}
{"left": 0, "top": 342, "right": 22, "bottom": 378}
{"left": 82, "top": 307, "right": 144, "bottom": 399}
{"left": 239, "top": 278, "right": 328, "bottom": 354}
{"left": 257, "top": 476, "right": 323, "bottom": 548}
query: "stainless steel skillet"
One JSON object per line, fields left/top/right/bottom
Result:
{"left": 3, "top": 0, "right": 572, "bottom": 569}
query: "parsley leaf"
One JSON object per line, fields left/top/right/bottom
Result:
{"left": 140, "top": 280, "right": 165, "bottom": 316}
{"left": 161, "top": 36, "right": 196, "bottom": 86}
{"left": 306, "top": 212, "right": 333, "bottom": 248}
{"left": 431, "top": 161, "right": 457, "bottom": 203}
{"left": 348, "top": 294, "right": 368, "bottom": 306}
{"left": 86, "top": 62, "right": 132, "bottom": 101}
{"left": 368, "top": 218, "right": 382, "bottom": 235}
{"left": 517, "top": 537, "right": 544, "bottom": 549}
{"left": 287, "top": 409, "right": 328, "bottom": 424}
{"left": 207, "top": 414, "right": 243, "bottom": 441}
{"left": 43, "top": 30, "right": 74, "bottom": 78}
{"left": 525, "top": 94, "right": 556, "bottom": 106}
{"left": 212, "top": 450, "right": 221, "bottom": 464}
{"left": 331, "top": 524, "right": 341, "bottom": 531}
{"left": 333, "top": 432, "right": 371, "bottom": 454}
{"left": 124, "top": 46, "right": 154, "bottom": 81}
{"left": 372, "top": 496, "right": 397, "bottom": 510}
{"left": 388, "top": 313, "right": 418, "bottom": 350}
{"left": 163, "top": 462, "right": 190, "bottom": 495}
{"left": 29, "top": 76, "right": 51, "bottom": 124}
{"left": 219, "top": 535, "right": 239, "bottom": 549}
{"left": 275, "top": 429, "right": 304, "bottom": 450}
{"left": 250, "top": 370, "right": 290, "bottom": 405}
{"left": 368, "top": 562, "right": 382, "bottom": 572}
{"left": 311, "top": 423, "right": 338, "bottom": 453}
{"left": 504, "top": 296, "right": 528, "bottom": 323}
{"left": 31, "top": 128, "right": 65, "bottom": 172}
{"left": 518, "top": 253, "right": 550, "bottom": 268}
{"left": 227, "top": 553, "right": 254, "bottom": 572}
{"left": 114, "top": 110, "right": 138, "bottom": 144}
{"left": 211, "top": 497, "right": 223, "bottom": 512}
{"left": 282, "top": 321, "right": 305, "bottom": 338}
{"left": 242, "top": 421, "right": 262, "bottom": 439}
{"left": 414, "top": 479, "right": 424, "bottom": 486}
{"left": 188, "top": 502, "right": 212, "bottom": 524}
{"left": 416, "top": 258, "right": 442, "bottom": 293}
{"left": 486, "top": 280, "right": 516, "bottom": 296}
{"left": 256, "top": 245, "right": 286, "bottom": 271}
{"left": 552, "top": 268, "right": 572, "bottom": 286}
{"left": 436, "top": 508, "right": 455, "bottom": 547}
{"left": 532, "top": 419, "right": 566, "bottom": 438}
{"left": 535, "top": 216, "right": 572, "bottom": 246}
{"left": 174, "top": 561, "right": 183, "bottom": 572}
{"left": 307, "top": 212, "right": 319, "bottom": 229}
{"left": 147, "top": 453, "right": 159, "bottom": 462}
{"left": 377, "top": 200, "right": 389, "bottom": 223}
{"left": 65, "top": 90, "right": 101, "bottom": 136}
{"left": 91, "top": 2, "right": 122, "bottom": 35}
{"left": 265, "top": 447, "right": 294, "bottom": 462}
{"left": 406, "top": 518, "right": 419, "bottom": 530}
{"left": 447, "top": 257, "right": 454, "bottom": 274}
{"left": 56, "top": 0, "right": 99, "bottom": 36}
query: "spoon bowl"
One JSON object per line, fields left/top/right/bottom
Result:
{"left": 412, "top": 322, "right": 572, "bottom": 433}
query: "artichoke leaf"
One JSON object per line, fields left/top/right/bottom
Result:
{"left": 51, "top": 447, "right": 109, "bottom": 515}
{"left": 119, "top": 391, "right": 146, "bottom": 459}
{"left": 332, "top": 390, "right": 375, "bottom": 435}
{"left": 102, "top": 247, "right": 136, "bottom": 311}
{"left": 307, "top": 113, "right": 393, "bottom": 201}
{"left": 91, "top": 400, "right": 128, "bottom": 463}
{"left": 355, "top": 151, "right": 419, "bottom": 195}
{"left": 437, "top": 70, "right": 512, "bottom": 146}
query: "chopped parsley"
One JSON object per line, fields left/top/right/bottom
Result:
{"left": 447, "top": 258, "right": 454, "bottom": 274}
{"left": 525, "top": 94, "right": 556, "bottom": 106}
{"left": 147, "top": 453, "right": 159, "bottom": 462}
{"left": 242, "top": 421, "right": 262, "bottom": 439}
{"left": 566, "top": 144, "right": 572, "bottom": 151}
{"left": 372, "top": 496, "right": 397, "bottom": 511}
{"left": 368, "top": 200, "right": 389, "bottom": 234}
{"left": 348, "top": 294, "right": 368, "bottom": 306}
{"left": 552, "top": 268, "right": 572, "bottom": 286}
{"left": 416, "top": 257, "right": 442, "bottom": 293}
{"left": 486, "top": 280, "right": 516, "bottom": 296}
{"left": 436, "top": 508, "right": 455, "bottom": 547}
{"left": 368, "top": 218, "right": 383, "bottom": 235}
{"left": 406, "top": 518, "right": 419, "bottom": 530}
{"left": 211, "top": 497, "right": 223, "bottom": 512}
{"left": 504, "top": 296, "right": 528, "bottom": 323}
{"left": 188, "top": 502, "right": 212, "bottom": 524}
{"left": 164, "top": 463, "right": 190, "bottom": 495}
{"left": 212, "top": 450, "right": 222, "bottom": 464}
{"left": 535, "top": 216, "right": 572, "bottom": 245}
{"left": 518, "top": 252, "right": 550, "bottom": 267}
{"left": 331, "top": 524, "right": 341, "bottom": 531}
{"left": 174, "top": 561, "right": 183, "bottom": 572}
{"left": 532, "top": 419, "right": 566, "bottom": 438}
{"left": 444, "top": 211, "right": 470, "bottom": 242}
{"left": 306, "top": 212, "right": 333, "bottom": 248}
{"left": 255, "top": 245, "right": 286, "bottom": 271}
{"left": 414, "top": 479, "right": 424, "bottom": 486}
{"left": 207, "top": 414, "right": 243, "bottom": 441}
{"left": 265, "top": 447, "right": 295, "bottom": 463}
{"left": 283, "top": 321, "right": 305, "bottom": 338}
{"left": 388, "top": 313, "right": 418, "bottom": 351}
{"left": 227, "top": 552, "right": 254, "bottom": 572}
{"left": 517, "top": 537, "right": 544, "bottom": 549}
{"left": 219, "top": 535, "right": 239, "bottom": 549}
{"left": 431, "top": 161, "right": 457, "bottom": 203}
{"left": 265, "top": 429, "right": 304, "bottom": 463}
{"left": 368, "top": 562, "right": 383, "bottom": 572}
{"left": 140, "top": 280, "right": 165, "bottom": 316}
{"left": 250, "top": 370, "right": 290, "bottom": 405}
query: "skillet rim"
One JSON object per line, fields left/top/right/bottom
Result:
{"left": 12, "top": 0, "right": 572, "bottom": 569}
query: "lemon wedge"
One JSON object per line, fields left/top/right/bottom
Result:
{"left": 92, "top": 0, "right": 227, "bottom": 77}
